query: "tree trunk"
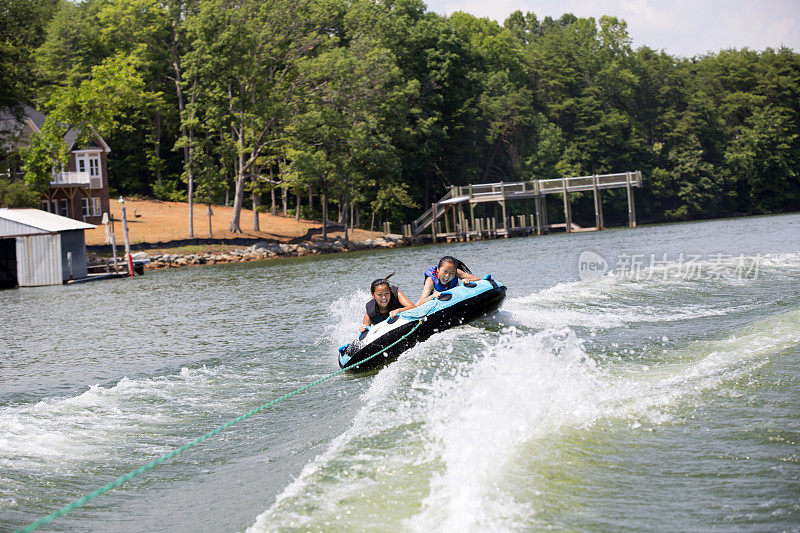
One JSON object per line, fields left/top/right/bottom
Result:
{"left": 282, "top": 186, "right": 288, "bottom": 214}
{"left": 295, "top": 193, "right": 301, "bottom": 221}
{"left": 271, "top": 187, "right": 276, "bottom": 215}
{"left": 322, "top": 193, "right": 328, "bottom": 241}
{"left": 171, "top": 30, "right": 194, "bottom": 239}
{"left": 229, "top": 149, "right": 246, "bottom": 232}
{"left": 154, "top": 112, "right": 162, "bottom": 187}
{"left": 252, "top": 189, "right": 260, "bottom": 231}
{"left": 344, "top": 201, "right": 349, "bottom": 242}
{"left": 308, "top": 188, "right": 313, "bottom": 213}
{"left": 186, "top": 128, "right": 194, "bottom": 238}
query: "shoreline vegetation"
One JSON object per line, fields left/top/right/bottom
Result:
{"left": 3, "top": 2, "right": 798, "bottom": 234}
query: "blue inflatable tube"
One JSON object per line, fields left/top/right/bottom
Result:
{"left": 338, "top": 275, "right": 507, "bottom": 372}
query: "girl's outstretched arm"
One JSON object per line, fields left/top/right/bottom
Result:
{"left": 359, "top": 312, "right": 371, "bottom": 332}
{"left": 389, "top": 289, "right": 417, "bottom": 317}
{"left": 416, "top": 277, "right": 435, "bottom": 306}
{"left": 457, "top": 268, "right": 480, "bottom": 282}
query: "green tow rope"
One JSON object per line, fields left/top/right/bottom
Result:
{"left": 16, "top": 319, "right": 425, "bottom": 533}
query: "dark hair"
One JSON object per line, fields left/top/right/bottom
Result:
{"left": 438, "top": 256, "right": 471, "bottom": 274}
{"left": 370, "top": 272, "right": 395, "bottom": 294}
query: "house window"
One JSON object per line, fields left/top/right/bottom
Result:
{"left": 82, "top": 197, "right": 101, "bottom": 218}
{"left": 41, "top": 201, "right": 50, "bottom": 212}
{"left": 59, "top": 199, "right": 69, "bottom": 217}
{"left": 75, "top": 154, "right": 100, "bottom": 176}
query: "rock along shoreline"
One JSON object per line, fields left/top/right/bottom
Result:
{"left": 143, "top": 235, "right": 409, "bottom": 270}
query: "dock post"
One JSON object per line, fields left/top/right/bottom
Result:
{"left": 524, "top": 198, "right": 530, "bottom": 233}
{"left": 500, "top": 182, "right": 508, "bottom": 232}
{"left": 626, "top": 171, "right": 637, "bottom": 228}
{"left": 431, "top": 203, "right": 438, "bottom": 243}
{"left": 561, "top": 179, "right": 572, "bottom": 234}
{"left": 542, "top": 196, "right": 549, "bottom": 232}
{"left": 593, "top": 174, "right": 604, "bottom": 230}
{"left": 445, "top": 206, "right": 452, "bottom": 235}
{"left": 110, "top": 227, "right": 119, "bottom": 272}
{"left": 533, "top": 181, "right": 542, "bottom": 235}
{"left": 119, "top": 197, "right": 133, "bottom": 276}
{"left": 459, "top": 203, "right": 467, "bottom": 241}
{"left": 468, "top": 185, "right": 475, "bottom": 237}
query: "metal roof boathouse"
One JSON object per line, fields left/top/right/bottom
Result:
{"left": 0, "top": 209, "right": 95, "bottom": 288}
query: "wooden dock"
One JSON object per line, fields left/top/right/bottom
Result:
{"left": 401, "top": 171, "right": 642, "bottom": 242}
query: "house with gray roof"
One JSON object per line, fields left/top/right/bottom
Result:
{"left": 0, "top": 106, "right": 112, "bottom": 224}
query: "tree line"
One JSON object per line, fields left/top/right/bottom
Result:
{"left": 2, "top": 0, "right": 799, "bottom": 235}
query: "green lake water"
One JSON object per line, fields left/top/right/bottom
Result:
{"left": 1, "top": 213, "right": 799, "bottom": 531}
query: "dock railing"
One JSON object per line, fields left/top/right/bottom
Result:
{"left": 411, "top": 171, "right": 642, "bottom": 236}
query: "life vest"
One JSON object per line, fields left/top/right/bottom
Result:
{"left": 365, "top": 285, "right": 402, "bottom": 325}
{"left": 424, "top": 265, "right": 458, "bottom": 292}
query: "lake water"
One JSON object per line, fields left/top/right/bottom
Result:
{"left": 1, "top": 213, "right": 799, "bottom": 532}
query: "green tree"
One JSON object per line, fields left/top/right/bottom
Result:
{"left": 0, "top": 0, "right": 60, "bottom": 110}
{"left": 35, "top": 0, "right": 109, "bottom": 94}
{"left": 0, "top": 177, "right": 39, "bottom": 207}
{"left": 725, "top": 106, "right": 799, "bottom": 212}
{"left": 288, "top": 10, "right": 411, "bottom": 237}
{"left": 19, "top": 119, "right": 69, "bottom": 200}
{"left": 185, "top": 0, "right": 322, "bottom": 233}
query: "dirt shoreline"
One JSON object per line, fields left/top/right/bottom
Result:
{"left": 86, "top": 197, "right": 386, "bottom": 247}
{"left": 84, "top": 197, "right": 406, "bottom": 269}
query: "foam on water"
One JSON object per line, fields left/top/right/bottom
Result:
{"left": 503, "top": 251, "right": 800, "bottom": 330}
{"left": 0, "top": 365, "right": 231, "bottom": 473}
{"left": 325, "top": 289, "right": 374, "bottom": 349}
{"left": 249, "top": 302, "right": 800, "bottom": 531}
{"left": 409, "top": 328, "right": 598, "bottom": 531}
{"left": 410, "top": 308, "right": 800, "bottom": 530}
{"left": 247, "top": 327, "right": 474, "bottom": 532}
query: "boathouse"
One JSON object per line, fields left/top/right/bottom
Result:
{"left": 0, "top": 208, "right": 95, "bottom": 288}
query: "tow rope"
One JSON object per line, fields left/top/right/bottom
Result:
{"left": 16, "top": 319, "right": 425, "bottom": 533}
